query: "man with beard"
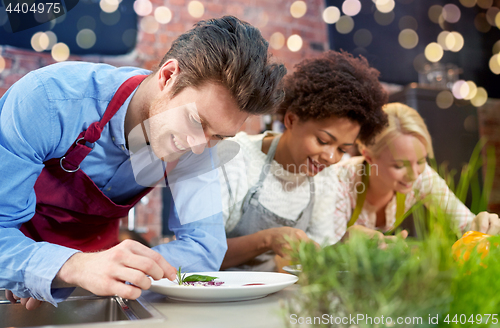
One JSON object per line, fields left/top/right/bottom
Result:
{"left": 0, "top": 16, "right": 286, "bottom": 309}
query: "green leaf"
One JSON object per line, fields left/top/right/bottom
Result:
{"left": 183, "top": 274, "right": 218, "bottom": 282}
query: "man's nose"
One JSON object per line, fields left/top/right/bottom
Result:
{"left": 187, "top": 135, "right": 207, "bottom": 154}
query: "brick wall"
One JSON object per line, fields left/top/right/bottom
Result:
{"left": 0, "top": 0, "right": 328, "bottom": 245}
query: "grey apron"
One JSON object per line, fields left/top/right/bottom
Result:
{"left": 225, "top": 135, "right": 315, "bottom": 272}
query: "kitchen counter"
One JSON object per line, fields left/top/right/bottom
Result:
{"left": 1, "top": 284, "right": 299, "bottom": 328}
{"left": 140, "top": 284, "right": 299, "bottom": 328}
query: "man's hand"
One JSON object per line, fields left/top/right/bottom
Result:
{"left": 342, "top": 225, "right": 408, "bottom": 248}
{"left": 264, "top": 227, "right": 318, "bottom": 257}
{"left": 5, "top": 290, "right": 42, "bottom": 310}
{"left": 55, "top": 239, "right": 177, "bottom": 300}
{"left": 471, "top": 212, "right": 500, "bottom": 235}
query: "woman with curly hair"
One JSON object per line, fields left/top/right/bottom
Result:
{"left": 218, "top": 50, "right": 388, "bottom": 271}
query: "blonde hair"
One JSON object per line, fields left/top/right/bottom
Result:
{"left": 359, "top": 102, "right": 434, "bottom": 159}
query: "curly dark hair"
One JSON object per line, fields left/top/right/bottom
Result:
{"left": 277, "top": 50, "right": 388, "bottom": 145}
{"left": 157, "top": 16, "right": 286, "bottom": 115}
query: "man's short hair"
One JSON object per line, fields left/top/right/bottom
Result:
{"left": 158, "top": 16, "right": 286, "bottom": 115}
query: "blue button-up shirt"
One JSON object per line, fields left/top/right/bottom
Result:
{"left": 0, "top": 62, "right": 227, "bottom": 305}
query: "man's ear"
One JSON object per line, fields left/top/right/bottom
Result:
{"left": 283, "top": 112, "right": 299, "bottom": 130}
{"left": 157, "top": 59, "right": 180, "bottom": 92}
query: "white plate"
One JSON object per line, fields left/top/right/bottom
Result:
{"left": 282, "top": 265, "right": 302, "bottom": 275}
{"left": 149, "top": 271, "right": 298, "bottom": 302}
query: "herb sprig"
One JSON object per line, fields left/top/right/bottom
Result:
{"left": 176, "top": 267, "right": 218, "bottom": 285}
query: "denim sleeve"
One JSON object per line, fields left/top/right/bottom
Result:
{"left": 152, "top": 197, "right": 227, "bottom": 272}
{"left": 0, "top": 73, "right": 79, "bottom": 306}
{"left": 152, "top": 149, "right": 227, "bottom": 272}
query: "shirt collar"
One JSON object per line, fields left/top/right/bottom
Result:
{"left": 108, "top": 87, "right": 138, "bottom": 155}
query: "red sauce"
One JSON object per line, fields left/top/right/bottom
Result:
{"left": 243, "top": 283, "right": 265, "bottom": 286}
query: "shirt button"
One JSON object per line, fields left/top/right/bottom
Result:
{"left": 107, "top": 187, "right": 112, "bottom": 191}
{"left": 121, "top": 145, "right": 125, "bottom": 150}
{"left": 112, "top": 137, "right": 115, "bottom": 141}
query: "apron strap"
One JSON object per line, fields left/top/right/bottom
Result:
{"left": 254, "top": 134, "right": 281, "bottom": 189}
{"left": 347, "top": 162, "right": 370, "bottom": 227}
{"left": 59, "top": 75, "right": 148, "bottom": 172}
{"left": 385, "top": 192, "right": 407, "bottom": 234}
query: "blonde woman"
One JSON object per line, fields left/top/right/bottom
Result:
{"left": 335, "top": 102, "right": 500, "bottom": 240}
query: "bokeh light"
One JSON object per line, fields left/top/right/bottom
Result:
{"left": 77, "top": 16, "right": 96, "bottom": 31}
{"left": 477, "top": 0, "right": 493, "bottom": 9}
{"left": 471, "top": 87, "right": 488, "bottom": 107}
{"left": 428, "top": 5, "right": 442, "bottom": 24}
{"left": 437, "top": 31, "right": 450, "bottom": 50}
{"left": 254, "top": 12, "right": 269, "bottom": 28}
{"left": 446, "top": 32, "right": 464, "bottom": 52}
{"left": 374, "top": 10, "right": 395, "bottom": 25}
{"left": 475, "top": 13, "right": 491, "bottom": 32}
{"left": 51, "top": 43, "right": 70, "bottom": 62}
{"left": 463, "top": 115, "right": 478, "bottom": 133}
{"left": 38, "top": 33, "right": 50, "bottom": 50}
{"left": 459, "top": 0, "right": 476, "bottom": 7}
{"left": 100, "top": 0, "right": 119, "bottom": 14}
{"left": 323, "top": 6, "right": 340, "bottom": 24}
{"left": 100, "top": 10, "right": 121, "bottom": 26}
{"left": 424, "top": 42, "right": 443, "bottom": 62}
{"left": 122, "top": 29, "right": 137, "bottom": 47}
{"left": 442, "top": 4, "right": 461, "bottom": 24}
{"left": 398, "top": 29, "right": 419, "bottom": 49}
{"left": 133, "top": 0, "right": 153, "bottom": 16}
{"left": 493, "top": 40, "right": 500, "bottom": 54}
{"left": 496, "top": 12, "right": 500, "bottom": 28}
{"left": 154, "top": 6, "right": 172, "bottom": 24}
{"left": 44, "top": 31, "right": 57, "bottom": 50}
{"left": 287, "top": 34, "right": 303, "bottom": 52}
{"left": 336, "top": 15, "right": 354, "bottom": 34}
{"left": 489, "top": 54, "right": 500, "bottom": 74}
{"left": 486, "top": 7, "right": 500, "bottom": 26}
{"left": 0, "top": 56, "right": 5, "bottom": 74}
{"left": 452, "top": 80, "right": 469, "bottom": 99}
{"left": 436, "top": 90, "right": 454, "bottom": 109}
{"left": 270, "top": 32, "right": 285, "bottom": 50}
{"left": 342, "top": 0, "right": 361, "bottom": 17}
{"left": 188, "top": 1, "right": 204, "bottom": 18}
{"left": 464, "top": 81, "right": 478, "bottom": 100}
{"left": 353, "top": 29, "right": 372, "bottom": 47}
{"left": 31, "top": 32, "right": 45, "bottom": 52}
{"left": 140, "top": 15, "right": 159, "bottom": 34}
{"left": 398, "top": 15, "right": 418, "bottom": 30}
{"left": 290, "top": 1, "right": 307, "bottom": 18}
{"left": 376, "top": 0, "right": 395, "bottom": 13}
{"left": 76, "top": 29, "right": 96, "bottom": 49}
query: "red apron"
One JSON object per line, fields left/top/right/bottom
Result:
{"left": 20, "top": 75, "right": 152, "bottom": 252}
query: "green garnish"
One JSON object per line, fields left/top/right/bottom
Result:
{"left": 183, "top": 274, "right": 218, "bottom": 282}
{"left": 176, "top": 267, "right": 218, "bottom": 285}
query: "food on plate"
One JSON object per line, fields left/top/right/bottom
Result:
{"left": 176, "top": 267, "right": 224, "bottom": 286}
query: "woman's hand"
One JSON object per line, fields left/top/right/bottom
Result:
{"left": 342, "top": 225, "right": 408, "bottom": 248}
{"left": 264, "top": 227, "right": 318, "bottom": 257}
{"left": 471, "top": 212, "right": 500, "bottom": 235}
{"left": 5, "top": 290, "right": 42, "bottom": 310}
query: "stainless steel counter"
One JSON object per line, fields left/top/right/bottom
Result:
{"left": 141, "top": 284, "right": 298, "bottom": 328}
{"left": 0, "top": 285, "right": 299, "bottom": 328}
